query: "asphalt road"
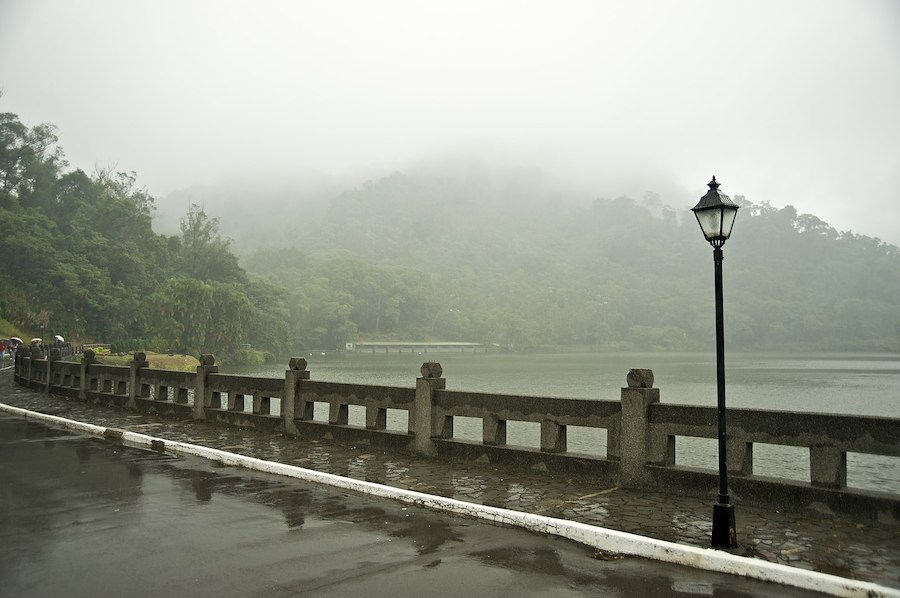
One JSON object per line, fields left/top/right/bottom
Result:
{"left": 0, "top": 412, "right": 823, "bottom": 597}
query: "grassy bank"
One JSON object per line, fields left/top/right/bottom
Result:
{"left": 96, "top": 352, "right": 200, "bottom": 372}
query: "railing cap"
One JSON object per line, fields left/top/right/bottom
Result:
{"left": 626, "top": 369, "right": 654, "bottom": 388}
{"left": 420, "top": 361, "right": 443, "bottom": 378}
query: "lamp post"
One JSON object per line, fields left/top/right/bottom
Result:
{"left": 691, "top": 176, "right": 739, "bottom": 549}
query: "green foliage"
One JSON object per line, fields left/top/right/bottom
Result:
{"left": 0, "top": 109, "right": 290, "bottom": 359}
{"left": 3, "top": 105, "right": 898, "bottom": 355}
{"left": 144, "top": 276, "right": 255, "bottom": 357}
{"left": 177, "top": 203, "right": 246, "bottom": 283}
{"left": 231, "top": 348, "right": 276, "bottom": 366}
{"left": 109, "top": 339, "right": 149, "bottom": 354}
{"left": 240, "top": 171, "right": 900, "bottom": 353}
{"left": 0, "top": 317, "right": 25, "bottom": 340}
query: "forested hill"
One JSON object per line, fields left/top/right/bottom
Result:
{"left": 2, "top": 105, "right": 898, "bottom": 355}
{"left": 239, "top": 169, "right": 900, "bottom": 352}
{"left": 0, "top": 110, "right": 290, "bottom": 361}
{"left": 230, "top": 171, "right": 900, "bottom": 351}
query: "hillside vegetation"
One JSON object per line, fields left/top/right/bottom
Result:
{"left": 0, "top": 110, "right": 288, "bottom": 362}
{"left": 239, "top": 170, "right": 900, "bottom": 352}
{"left": 2, "top": 108, "right": 898, "bottom": 355}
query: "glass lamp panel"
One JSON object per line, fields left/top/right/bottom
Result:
{"left": 695, "top": 208, "right": 724, "bottom": 240}
{"left": 720, "top": 206, "right": 738, "bottom": 239}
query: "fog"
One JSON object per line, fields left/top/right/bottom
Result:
{"left": 2, "top": 0, "right": 899, "bottom": 244}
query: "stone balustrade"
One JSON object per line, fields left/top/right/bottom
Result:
{"left": 12, "top": 352, "right": 900, "bottom": 522}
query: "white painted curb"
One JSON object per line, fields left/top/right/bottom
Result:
{"left": 3, "top": 402, "right": 898, "bottom": 598}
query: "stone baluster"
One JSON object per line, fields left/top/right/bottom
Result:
{"left": 283, "top": 357, "right": 309, "bottom": 435}
{"left": 193, "top": 354, "right": 218, "bottom": 421}
{"left": 810, "top": 444, "right": 847, "bottom": 489}
{"left": 128, "top": 351, "right": 150, "bottom": 408}
{"left": 411, "top": 361, "right": 445, "bottom": 457}
{"left": 79, "top": 349, "right": 96, "bottom": 400}
{"left": 619, "top": 368, "right": 660, "bottom": 489}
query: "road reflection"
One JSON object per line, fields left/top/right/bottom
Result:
{"left": 0, "top": 413, "right": 824, "bottom": 598}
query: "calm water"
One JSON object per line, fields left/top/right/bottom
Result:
{"left": 227, "top": 351, "right": 900, "bottom": 493}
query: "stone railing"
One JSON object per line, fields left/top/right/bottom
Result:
{"left": 12, "top": 352, "right": 900, "bottom": 522}
{"left": 12, "top": 341, "right": 76, "bottom": 361}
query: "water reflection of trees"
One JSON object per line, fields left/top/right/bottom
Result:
{"left": 0, "top": 417, "right": 146, "bottom": 583}
{"left": 157, "top": 459, "right": 472, "bottom": 555}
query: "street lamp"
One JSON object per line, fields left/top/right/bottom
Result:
{"left": 692, "top": 176, "right": 739, "bottom": 549}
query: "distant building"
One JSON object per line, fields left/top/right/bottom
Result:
{"left": 346, "top": 342, "right": 484, "bottom": 353}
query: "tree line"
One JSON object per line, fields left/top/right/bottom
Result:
{"left": 0, "top": 110, "right": 289, "bottom": 362}
{"left": 3, "top": 107, "right": 899, "bottom": 357}
{"left": 240, "top": 170, "right": 900, "bottom": 353}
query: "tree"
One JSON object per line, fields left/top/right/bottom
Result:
{"left": 0, "top": 113, "right": 66, "bottom": 205}
{"left": 177, "top": 203, "right": 245, "bottom": 283}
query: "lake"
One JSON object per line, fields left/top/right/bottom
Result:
{"left": 225, "top": 351, "right": 900, "bottom": 493}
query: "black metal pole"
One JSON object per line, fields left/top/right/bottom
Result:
{"left": 711, "top": 245, "right": 737, "bottom": 548}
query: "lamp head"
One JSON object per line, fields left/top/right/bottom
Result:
{"left": 692, "top": 176, "right": 739, "bottom": 247}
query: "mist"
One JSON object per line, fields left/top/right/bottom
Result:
{"left": 2, "top": 0, "right": 899, "bottom": 244}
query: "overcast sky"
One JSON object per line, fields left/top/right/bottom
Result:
{"left": 2, "top": 0, "right": 899, "bottom": 243}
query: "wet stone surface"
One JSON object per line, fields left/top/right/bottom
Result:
{"left": 2, "top": 372, "right": 898, "bottom": 590}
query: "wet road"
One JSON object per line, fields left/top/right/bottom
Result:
{"left": 0, "top": 413, "right": 825, "bottom": 597}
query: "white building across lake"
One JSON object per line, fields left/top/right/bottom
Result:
{"left": 346, "top": 342, "right": 484, "bottom": 353}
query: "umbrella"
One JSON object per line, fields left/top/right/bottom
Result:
{"left": 54, "top": 334, "right": 65, "bottom": 342}
{"left": 31, "top": 337, "right": 42, "bottom": 344}
{"left": 10, "top": 337, "right": 22, "bottom": 345}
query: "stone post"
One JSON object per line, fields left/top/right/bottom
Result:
{"left": 366, "top": 405, "right": 388, "bottom": 431}
{"left": 410, "top": 362, "right": 445, "bottom": 457}
{"left": 193, "top": 354, "right": 218, "bottom": 421}
{"left": 128, "top": 352, "right": 150, "bottom": 408}
{"left": 15, "top": 349, "right": 23, "bottom": 383}
{"left": 25, "top": 346, "right": 37, "bottom": 388}
{"left": 727, "top": 436, "right": 753, "bottom": 476}
{"left": 810, "top": 444, "right": 847, "bottom": 489}
{"left": 483, "top": 415, "right": 507, "bottom": 445}
{"left": 329, "top": 400, "right": 349, "bottom": 425}
{"left": 46, "top": 348, "right": 61, "bottom": 394}
{"left": 619, "top": 368, "right": 660, "bottom": 489}
{"left": 79, "top": 349, "right": 96, "bottom": 400}
{"left": 283, "top": 357, "right": 309, "bottom": 435}
{"left": 540, "top": 420, "right": 567, "bottom": 453}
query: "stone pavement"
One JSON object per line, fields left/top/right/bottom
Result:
{"left": 2, "top": 368, "right": 898, "bottom": 590}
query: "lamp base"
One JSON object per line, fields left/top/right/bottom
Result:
{"left": 711, "top": 502, "right": 737, "bottom": 549}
